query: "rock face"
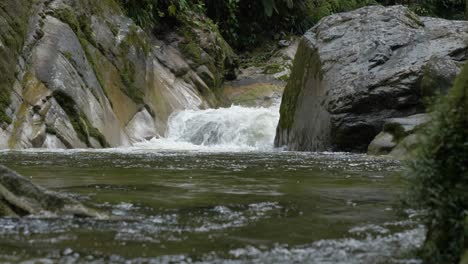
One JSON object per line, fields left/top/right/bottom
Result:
{"left": 0, "top": 165, "right": 101, "bottom": 217}
{"left": 275, "top": 5, "right": 468, "bottom": 152}
{"left": 0, "top": 0, "right": 235, "bottom": 149}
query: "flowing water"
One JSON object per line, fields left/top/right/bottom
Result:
{"left": 0, "top": 104, "right": 424, "bottom": 263}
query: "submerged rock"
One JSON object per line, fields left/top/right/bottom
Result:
{"left": 275, "top": 5, "right": 468, "bottom": 152}
{"left": 0, "top": 165, "right": 102, "bottom": 218}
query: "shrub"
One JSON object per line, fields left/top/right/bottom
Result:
{"left": 406, "top": 63, "right": 468, "bottom": 263}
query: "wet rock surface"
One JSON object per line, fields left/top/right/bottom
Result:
{"left": 0, "top": 165, "right": 101, "bottom": 218}
{"left": 0, "top": 0, "right": 235, "bottom": 149}
{"left": 368, "top": 113, "right": 430, "bottom": 156}
{"left": 275, "top": 5, "right": 468, "bottom": 152}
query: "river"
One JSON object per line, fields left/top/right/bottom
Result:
{"left": 0, "top": 104, "right": 424, "bottom": 263}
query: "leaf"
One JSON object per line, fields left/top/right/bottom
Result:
{"left": 168, "top": 4, "right": 177, "bottom": 16}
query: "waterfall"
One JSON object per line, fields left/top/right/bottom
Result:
{"left": 133, "top": 103, "right": 280, "bottom": 152}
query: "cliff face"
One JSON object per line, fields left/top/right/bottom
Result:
{"left": 0, "top": 0, "right": 235, "bottom": 149}
{"left": 275, "top": 5, "right": 468, "bottom": 152}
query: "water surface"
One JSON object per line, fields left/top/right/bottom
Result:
{"left": 0, "top": 150, "right": 423, "bottom": 263}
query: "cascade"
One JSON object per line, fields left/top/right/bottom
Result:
{"left": 134, "top": 103, "right": 280, "bottom": 152}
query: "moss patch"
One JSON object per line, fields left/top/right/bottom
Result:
{"left": 53, "top": 90, "right": 109, "bottom": 148}
{"left": 263, "top": 63, "right": 285, "bottom": 75}
{"left": 53, "top": 8, "right": 80, "bottom": 33}
{"left": 0, "top": 0, "right": 31, "bottom": 124}
{"left": 278, "top": 39, "right": 322, "bottom": 130}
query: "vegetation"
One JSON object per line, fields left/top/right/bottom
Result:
{"left": 406, "top": 63, "right": 468, "bottom": 263}
{"left": 117, "top": 0, "right": 466, "bottom": 51}
{"left": 0, "top": 0, "right": 31, "bottom": 125}
{"left": 278, "top": 39, "right": 322, "bottom": 130}
{"left": 380, "top": 0, "right": 466, "bottom": 19}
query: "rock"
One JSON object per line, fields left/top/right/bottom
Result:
{"left": 125, "top": 108, "right": 158, "bottom": 143}
{"left": 223, "top": 83, "right": 283, "bottom": 107}
{"left": 0, "top": 165, "right": 103, "bottom": 218}
{"left": 421, "top": 56, "right": 462, "bottom": 99}
{"left": 0, "top": 0, "right": 236, "bottom": 150}
{"left": 275, "top": 5, "right": 468, "bottom": 152}
{"left": 278, "top": 40, "right": 291, "bottom": 47}
{"left": 368, "top": 113, "right": 430, "bottom": 155}
{"left": 196, "top": 65, "right": 216, "bottom": 88}
{"left": 367, "top": 132, "right": 397, "bottom": 155}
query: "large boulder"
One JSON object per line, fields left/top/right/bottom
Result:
{"left": 275, "top": 5, "right": 468, "bottom": 152}
{"left": 0, "top": 165, "right": 102, "bottom": 217}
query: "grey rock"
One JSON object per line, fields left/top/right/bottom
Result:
{"left": 0, "top": 165, "right": 103, "bottom": 217}
{"left": 275, "top": 5, "right": 468, "bottom": 152}
{"left": 155, "top": 45, "right": 191, "bottom": 77}
{"left": 196, "top": 65, "right": 215, "bottom": 88}
{"left": 0, "top": 0, "right": 235, "bottom": 150}
{"left": 278, "top": 40, "right": 291, "bottom": 47}
{"left": 421, "top": 56, "right": 462, "bottom": 98}
{"left": 368, "top": 113, "right": 430, "bottom": 155}
{"left": 368, "top": 132, "right": 397, "bottom": 155}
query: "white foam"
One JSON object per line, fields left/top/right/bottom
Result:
{"left": 133, "top": 103, "right": 281, "bottom": 152}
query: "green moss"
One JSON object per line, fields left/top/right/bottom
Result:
{"left": 404, "top": 9, "right": 424, "bottom": 27}
{"left": 79, "top": 15, "right": 98, "bottom": 47}
{"left": 178, "top": 28, "right": 206, "bottom": 67}
{"left": 53, "top": 8, "right": 80, "bottom": 33}
{"left": 0, "top": 0, "right": 31, "bottom": 125}
{"left": 115, "top": 26, "right": 148, "bottom": 104}
{"left": 120, "top": 60, "right": 144, "bottom": 104}
{"left": 382, "top": 122, "right": 407, "bottom": 142}
{"left": 278, "top": 39, "right": 322, "bottom": 130}
{"left": 62, "top": 51, "right": 73, "bottom": 61}
{"left": 278, "top": 74, "right": 290, "bottom": 82}
{"left": 53, "top": 90, "right": 110, "bottom": 148}
{"left": 406, "top": 63, "right": 468, "bottom": 263}
{"left": 177, "top": 12, "right": 237, "bottom": 96}
{"left": 263, "top": 63, "right": 285, "bottom": 75}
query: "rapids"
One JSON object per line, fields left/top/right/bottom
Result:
{"left": 133, "top": 104, "right": 280, "bottom": 152}
{"left": 0, "top": 104, "right": 425, "bottom": 263}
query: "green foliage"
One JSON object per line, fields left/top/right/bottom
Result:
{"left": 279, "top": 39, "right": 322, "bottom": 130}
{"left": 117, "top": 0, "right": 466, "bottom": 51}
{"left": 118, "top": 0, "right": 193, "bottom": 29}
{"left": 380, "top": 0, "right": 466, "bottom": 19}
{"left": 406, "top": 63, "right": 468, "bottom": 263}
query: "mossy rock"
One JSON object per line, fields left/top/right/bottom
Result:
{"left": 278, "top": 38, "right": 322, "bottom": 130}
{"left": 420, "top": 57, "right": 461, "bottom": 101}
{"left": 224, "top": 83, "right": 283, "bottom": 107}
{"left": 0, "top": 0, "right": 31, "bottom": 124}
{"left": 53, "top": 91, "right": 109, "bottom": 148}
{"left": 0, "top": 165, "right": 103, "bottom": 218}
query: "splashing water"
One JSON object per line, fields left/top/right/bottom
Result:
{"left": 134, "top": 104, "right": 280, "bottom": 152}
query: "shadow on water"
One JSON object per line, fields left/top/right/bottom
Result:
{"left": 0, "top": 150, "right": 424, "bottom": 263}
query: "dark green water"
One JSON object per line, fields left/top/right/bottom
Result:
{"left": 0, "top": 150, "right": 424, "bottom": 263}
